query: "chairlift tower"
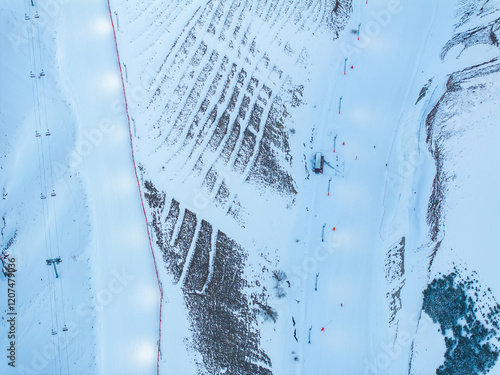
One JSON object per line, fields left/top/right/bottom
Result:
{"left": 46, "top": 257, "right": 62, "bottom": 278}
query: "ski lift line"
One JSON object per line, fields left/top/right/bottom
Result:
{"left": 25, "top": 3, "right": 67, "bottom": 372}
{"left": 34, "top": 13, "right": 45, "bottom": 71}
{"left": 46, "top": 268, "right": 61, "bottom": 375}
{"left": 49, "top": 334, "right": 60, "bottom": 375}
{"left": 45, "top": 134, "right": 56, "bottom": 195}
{"left": 39, "top": 142, "right": 64, "bottom": 375}
{"left": 48, "top": 267, "right": 63, "bottom": 375}
{"left": 32, "top": 17, "right": 55, "bottom": 195}
{"left": 30, "top": 75, "right": 41, "bottom": 133}
{"left": 35, "top": 131, "right": 46, "bottom": 188}
{"left": 55, "top": 276, "right": 70, "bottom": 375}
{"left": 60, "top": 288, "right": 71, "bottom": 373}
{"left": 28, "top": 19, "right": 38, "bottom": 74}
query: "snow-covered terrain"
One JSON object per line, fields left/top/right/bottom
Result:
{"left": 1, "top": 0, "right": 500, "bottom": 374}
{"left": 1, "top": 0, "right": 159, "bottom": 374}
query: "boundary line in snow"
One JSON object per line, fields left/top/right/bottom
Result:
{"left": 106, "top": 2, "right": 163, "bottom": 374}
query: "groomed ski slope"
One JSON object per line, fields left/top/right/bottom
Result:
{"left": 270, "top": 1, "right": 455, "bottom": 374}
{"left": 53, "top": 1, "right": 160, "bottom": 374}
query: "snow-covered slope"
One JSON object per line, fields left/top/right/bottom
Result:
{"left": 1, "top": 1, "right": 159, "bottom": 374}
{"left": 408, "top": 1, "right": 500, "bottom": 373}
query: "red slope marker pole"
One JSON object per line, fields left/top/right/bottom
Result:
{"left": 321, "top": 319, "right": 334, "bottom": 331}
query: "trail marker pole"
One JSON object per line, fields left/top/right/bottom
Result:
{"left": 315, "top": 273, "right": 319, "bottom": 291}
{"left": 308, "top": 326, "right": 312, "bottom": 344}
{"left": 344, "top": 58, "right": 347, "bottom": 75}
{"left": 322, "top": 224, "right": 326, "bottom": 242}
{"left": 333, "top": 134, "right": 337, "bottom": 152}
{"left": 328, "top": 178, "right": 332, "bottom": 196}
{"left": 358, "top": 24, "right": 361, "bottom": 40}
{"left": 339, "top": 96, "right": 343, "bottom": 114}
{"left": 114, "top": 11, "right": 119, "bottom": 31}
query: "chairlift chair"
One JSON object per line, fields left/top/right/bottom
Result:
{"left": 35, "top": 131, "right": 41, "bottom": 137}
{"left": 45, "top": 129, "right": 51, "bottom": 136}
{"left": 40, "top": 193, "right": 46, "bottom": 199}
{"left": 62, "top": 325, "right": 68, "bottom": 332}
{"left": 25, "top": 14, "right": 30, "bottom": 20}
{"left": 51, "top": 329, "right": 57, "bottom": 335}
{"left": 50, "top": 190, "right": 56, "bottom": 197}
{"left": 34, "top": 11, "right": 39, "bottom": 18}
{"left": 30, "top": 71, "right": 35, "bottom": 78}
{"left": 39, "top": 70, "right": 45, "bottom": 77}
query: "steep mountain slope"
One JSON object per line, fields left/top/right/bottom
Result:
{"left": 409, "top": 1, "right": 500, "bottom": 373}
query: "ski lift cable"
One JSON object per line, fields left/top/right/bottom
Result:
{"left": 31, "top": 9, "right": 71, "bottom": 372}
{"left": 27, "top": 16, "right": 38, "bottom": 74}
{"left": 28, "top": 24, "right": 61, "bottom": 375}
{"left": 44, "top": 238, "right": 60, "bottom": 375}
{"left": 35, "top": 137, "right": 47, "bottom": 195}
{"left": 34, "top": 11, "right": 44, "bottom": 71}
{"left": 50, "top": 334, "right": 60, "bottom": 375}
{"left": 30, "top": 70, "right": 42, "bottom": 133}
{"left": 57, "top": 280, "right": 71, "bottom": 374}
{"left": 39, "top": 76, "right": 72, "bottom": 375}
{"left": 32, "top": 8, "right": 65, "bottom": 325}
{"left": 32, "top": 82, "right": 46, "bottom": 194}
{"left": 24, "top": 4, "right": 64, "bottom": 374}
{"left": 52, "top": 286, "right": 63, "bottom": 375}
{"left": 43, "top": 192, "right": 65, "bottom": 375}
